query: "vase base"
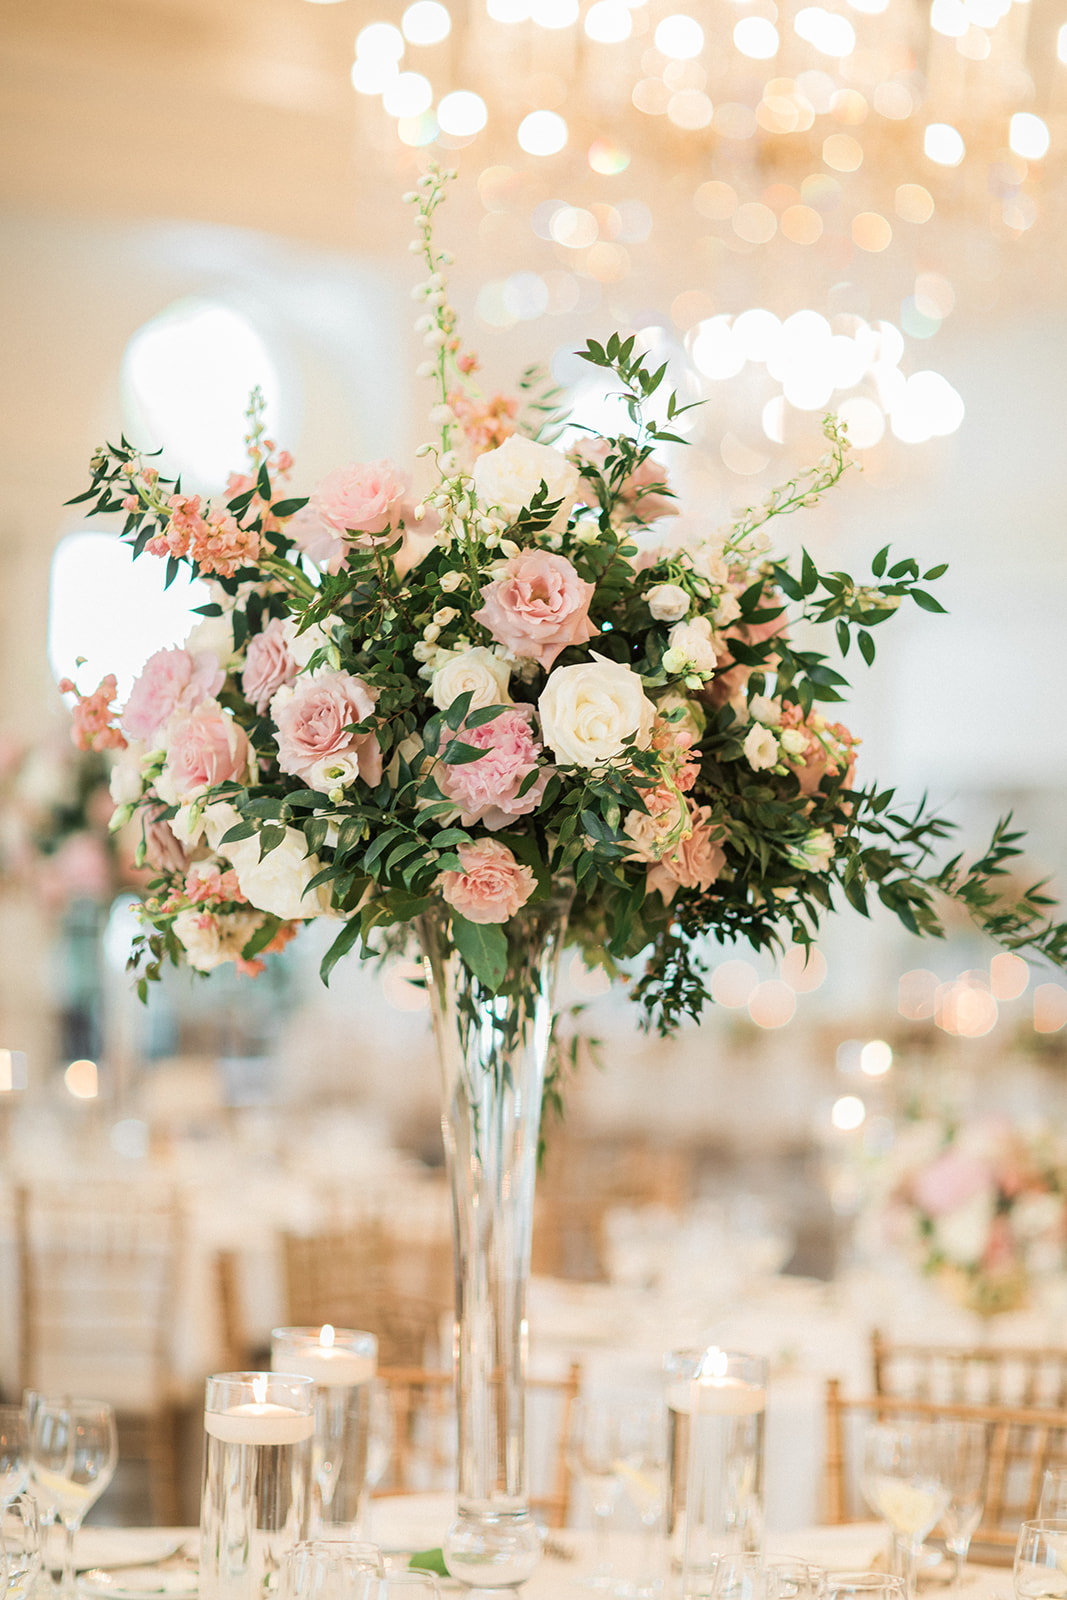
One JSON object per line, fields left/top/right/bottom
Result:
{"left": 444, "top": 1505, "right": 542, "bottom": 1592}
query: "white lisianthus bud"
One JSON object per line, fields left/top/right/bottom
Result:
{"left": 424, "top": 329, "right": 448, "bottom": 349}
{"left": 788, "top": 829, "right": 834, "bottom": 873}
{"left": 414, "top": 313, "right": 434, "bottom": 333}
{"left": 499, "top": 538, "right": 521, "bottom": 558}
{"left": 429, "top": 404, "right": 455, "bottom": 425}
{"left": 574, "top": 518, "right": 600, "bottom": 546}
{"left": 414, "top": 443, "right": 435, "bottom": 458}
{"left": 779, "top": 728, "right": 808, "bottom": 756}
{"left": 647, "top": 583, "right": 691, "bottom": 623}
{"left": 662, "top": 646, "right": 686, "bottom": 675}
{"left": 439, "top": 569, "right": 465, "bottom": 592}
{"left": 408, "top": 240, "right": 425, "bottom": 254}
{"left": 423, "top": 622, "right": 441, "bottom": 642}
{"left": 743, "top": 724, "right": 780, "bottom": 771}
{"left": 415, "top": 361, "right": 436, "bottom": 379}
{"left": 433, "top": 607, "right": 459, "bottom": 626}
{"left": 749, "top": 695, "right": 782, "bottom": 727}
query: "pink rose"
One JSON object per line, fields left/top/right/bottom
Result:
{"left": 157, "top": 701, "right": 250, "bottom": 801}
{"left": 646, "top": 804, "right": 726, "bottom": 904}
{"left": 310, "top": 461, "right": 408, "bottom": 538}
{"left": 123, "top": 648, "right": 225, "bottom": 742}
{"left": 287, "top": 505, "right": 347, "bottom": 574}
{"left": 272, "top": 670, "right": 383, "bottom": 791}
{"left": 474, "top": 551, "right": 598, "bottom": 671}
{"left": 435, "top": 705, "right": 550, "bottom": 831}
{"left": 437, "top": 838, "right": 536, "bottom": 925}
{"left": 577, "top": 440, "right": 677, "bottom": 523}
{"left": 913, "top": 1150, "right": 991, "bottom": 1217}
{"left": 242, "top": 618, "right": 298, "bottom": 714}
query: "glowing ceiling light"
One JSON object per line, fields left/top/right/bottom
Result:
{"left": 517, "top": 110, "right": 568, "bottom": 154}
{"left": 734, "top": 16, "right": 779, "bottom": 56}
{"left": 1009, "top": 112, "right": 1050, "bottom": 159}
{"left": 355, "top": 21, "right": 405, "bottom": 61}
{"left": 382, "top": 71, "right": 433, "bottom": 116}
{"left": 930, "top": 0, "right": 968, "bottom": 34}
{"left": 402, "top": 1, "right": 452, "bottom": 42}
{"left": 437, "top": 90, "right": 488, "bottom": 134}
{"left": 351, "top": 57, "right": 399, "bottom": 93}
{"left": 794, "top": 7, "right": 857, "bottom": 56}
{"left": 585, "top": 0, "right": 633, "bottom": 36}
{"left": 655, "top": 13, "right": 705, "bottom": 57}
{"left": 924, "top": 122, "right": 966, "bottom": 165}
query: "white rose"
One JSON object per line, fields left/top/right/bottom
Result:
{"left": 472, "top": 435, "right": 580, "bottom": 534}
{"left": 431, "top": 646, "right": 513, "bottom": 712}
{"left": 109, "top": 741, "right": 148, "bottom": 805}
{"left": 667, "top": 615, "right": 720, "bottom": 675}
{"left": 743, "top": 724, "right": 779, "bottom": 771}
{"left": 233, "top": 826, "right": 333, "bottom": 920}
{"left": 200, "top": 801, "right": 244, "bottom": 855}
{"left": 538, "top": 655, "right": 656, "bottom": 769}
{"left": 647, "top": 583, "right": 691, "bottom": 623}
{"left": 173, "top": 908, "right": 264, "bottom": 972}
{"left": 184, "top": 612, "right": 241, "bottom": 669}
{"left": 748, "top": 695, "right": 782, "bottom": 727}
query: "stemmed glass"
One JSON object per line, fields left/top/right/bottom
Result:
{"left": 824, "top": 1577, "right": 906, "bottom": 1600}
{"left": 28, "top": 1399, "right": 117, "bottom": 1597}
{"left": 1039, "top": 1472, "right": 1067, "bottom": 1519}
{"left": 613, "top": 1398, "right": 668, "bottom": 1600}
{"left": 566, "top": 1397, "right": 630, "bottom": 1590}
{"left": 1014, "top": 1520, "right": 1067, "bottom": 1600}
{"left": 0, "top": 1411, "right": 27, "bottom": 1505}
{"left": 861, "top": 1423, "right": 951, "bottom": 1600}
{"left": 0, "top": 1495, "right": 41, "bottom": 1600}
{"left": 936, "top": 1421, "right": 987, "bottom": 1590}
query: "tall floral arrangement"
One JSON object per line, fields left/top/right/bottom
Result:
{"left": 64, "top": 166, "right": 1066, "bottom": 1025}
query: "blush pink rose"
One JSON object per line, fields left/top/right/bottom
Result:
{"left": 646, "top": 804, "right": 726, "bottom": 903}
{"left": 913, "top": 1150, "right": 991, "bottom": 1217}
{"left": 437, "top": 838, "right": 536, "bottom": 925}
{"left": 287, "top": 505, "right": 347, "bottom": 574}
{"left": 158, "top": 701, "right": 250, "bottom": 800}
{"left": 310, "top": 461, "right": 408, "bottom": 538}
{"left": 123, "top": 648, "right": 225, "bottom": 742}
{"left": 242, "top": 617, "right": 298, "bottom": 714}
{"left": 272, "top": 670, "right": 383, "bottom": 791}
{"left": 474, "top": 551, "right": 598, "bottom": 670}
{"left": 435, "top": 705, "right": 550, "bottom": 831}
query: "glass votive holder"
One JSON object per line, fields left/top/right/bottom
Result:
{"left": 200, "top": 1372, "right": 316, "bottom": 1600}
{"left": 271, "top": 1326, "right": 379, "bottom": 1536}
{"left": 280, "top": 1537, "right": 382, "bottom": 1600}
{"left": 681, "top": 1349, "right": 768, "bottom": 1600}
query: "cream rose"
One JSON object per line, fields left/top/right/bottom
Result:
{"left": 647, "top": 583, "right": 690, "bottom": 623}
{"left": 233, "top": 826, "right": 333, "bottom": 920}
{"left": 472, "top": 435, "right": 580, "bottom": 534}
{"left": 537, "top": 655, "right": 655, "bottom": 769}
{"left": 431, "top": 646, "right": 513, "bottom": 712}
{"left": 665, "top": 616, "right": 720, "bottom": 676}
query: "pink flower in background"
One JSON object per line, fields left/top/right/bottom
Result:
{"left": 142, "top": 806, "right": 191, "bottom": 874}
{"left": 437, "top": 838, "right": 536, "bottom": 924}
{"left": 777, "top": 705, "right": 859, "bottom": 796}
{"left": 242, "top": 619, "right": 298, "bottom": 714}
{"left": 913, "top": 1149, "right": 992, "bottom": 1217}
{"left": 983, "top": 1215, "right": 1018, "bottom": 1273}
{"left": 435, "top": 705, "right": 550, "bottom": 830}
{"left": 577, "top": 440, "right": 677, "bottom": 522}
{"left": 310, "top": 461, "right": 408, "bottom": 538}
{"left": 272, "top": 670, "right": 382, "bottom": 791}
{"left": 474, "top": 550, "right": 597, "bottom": 670}
{"left": 157, "top": 702, "right": 250, "bottom": 801}
{"left": 39, "top": 831, "right": 112, "bottom": 909}
{"left": 123, "top": 648, "right": 225, "bottom": 742}
{"left": 59, "top": 674, "right": 128, "bottom": 754}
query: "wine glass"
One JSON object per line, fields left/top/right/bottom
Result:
{"left": 1039, "top": 1471, "right": 1067, "bottom": 1519}
{"left": 566, "top": 1397, "right": 629, "bottom": 1590}
{"left": 713, "top": 1553, "right": 766, "bottom": 1600}
{"left": 861, "top": 1423, "right": 951, "bottom": 1600}
{"left": 0, "top": 1495, "right": 41, "bottom": 1600}
{"left": 1015, "top": 1520, "right": 1067, "bottom": 1600}
{"left": 28, "top": 1399, "right": 117, "bottom": 1597}
{"left": 613, "top": 1397, "right": 669, "bottom": 1600}
{"left": 935, "top": 1421, "right": 987, "bottom": 1590}
{"left": 0, "top": 1411, "right": 27, "bottom": 1504}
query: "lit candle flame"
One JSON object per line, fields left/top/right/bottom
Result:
{"left": 703, "top": 1346, "right": 729, "bottom": 1381}
{"left": 252, "top": 1375, "right": 268, "bottom": 1406}
{"left": 320, "top": 1323, "right": 335, "bottom": 1349}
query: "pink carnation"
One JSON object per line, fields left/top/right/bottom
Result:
{"left": 124, "top": 648, "right": 225, "bottom": 742}
{"left": 435, "top": 705, "right": 550, "bottom": 831}
{"left": 242, "top": 618, "right": 298, "bottom": 714}
{"left": 913, "top": 1149, "right": 991, "bottom": 1218}
{"left": 272, "top": 670, "right": 383, "bottom": 791}
{"left": 158, "top": 702, "right": 250, "bottom": 800}
{"left": 437, "top": 838, "right": 536, "bottom": 925}
{"left": 142, "top": 805, "right": 191, "bottom": 874}
{"left": 310, "top": 461, "right": 408, "bottom": 538}
{"left": 474, "top": 551, "right": 598, "bottom": 671}
{"left": 646, "top": 803, "right": 726, "bottom": 904}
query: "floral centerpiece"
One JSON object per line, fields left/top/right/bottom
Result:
{"left": 881, "top": 1116, "right": 1067, "bottom": 1316}
{"left": 61, "top": 165, "right": 1066, "bottom": 1590}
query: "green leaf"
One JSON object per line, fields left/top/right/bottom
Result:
{"left": 319, "top": 919, "right": 362, "bottom": 985}
{"left": 241, "top": 917, "right": 282, "bottom": 962}
{"left": 443, "top": 691, "right": 474, "bottom": 732}
{"left": 465, "top": 703, "right": 508, "bottom": 730}
{"left": 450, "top": 915, "right": 508, "bottom": 991}
{"left": 835, "top": 620, "right": 850, "bottom": 658}
{"left": 409, "top": 1550, "right": 449, "bottom": 1579}
{"left": 858, "top": 629, "right": 876, "bottom": 666}
{"left": 259, "top": 824, "right": 287, "bottom": 858}
{"left": 442, "top": 738, "right": 486, "bottom": 765}
{"left": 303, "top": 816, "right": 329, "bottom": 856}
{"left": 911, "top": 589, "right": 948, "bottom": 614}
{"left": 220, "top": 822, "right": 257, "bottom": 845}
{"left": 922, "top": 562, "right": 948, "bottom": 581}
{"left": 871, "top": 544, "right": 889, "bottom": 579}
{"left": 257, "top": 462, "right": 272, "bottom": 500}
{"left": 800, "top": 549, "right": 819, "bottom": 597}
{"left": 270, "top": 497, "right": 309, "bottom": 519}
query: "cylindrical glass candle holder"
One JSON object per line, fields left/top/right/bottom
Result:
{"left": 680, "top": 1349, "right": 768, "bottom": 1600}
{"left": 271, "top": 1327, "right": 379, "bottom": 1536}
{"left": 200, "top": 1372, "right": 316, "bottom": 1600}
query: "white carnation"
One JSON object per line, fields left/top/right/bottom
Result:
{"left": 431, "top": 646, "right": 512, "bottom": 712}
{"left": 472, "top": 435, "right": 580, "bottom": 534}
{"left": 538, "top": 655, "right": 656, "bottom": 769}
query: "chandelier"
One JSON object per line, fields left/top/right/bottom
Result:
{"left": 336, "top": 0, "right": 1062, "bottom": 465}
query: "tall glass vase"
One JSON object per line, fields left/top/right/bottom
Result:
{"left": 416, "top": 893, "right": 571, "bottom": 1599}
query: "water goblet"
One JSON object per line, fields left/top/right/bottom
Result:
{"left": 0, "top": 1495, "right": 41, "bottom": 1600}
{"left": 1039, "top": 1472, "right": 1067, "bottom": 1519}
{"left": 935, "top": 1421, "right": 986, "bottom": 1590}
{"left": 710, "top": 1553, "right": 765, "bottom": 1600}
{"left": 1014, "top": 1519, "right": 1067, "bottom": 1600}
{"left": 861, "top": 1423, "right": 951, "bottom": 1600}
{"left": 0, "top": 1411, "right": 27, "bottom": 1505}
{"left": 566, "top": 1396, "right": 629, "bottom": 1590}
{"left": 28, "top": 1399, "right": 117, "bottom": 1598}
{"left": 614, "top": 1396, "right": 669, "bottom": 1599}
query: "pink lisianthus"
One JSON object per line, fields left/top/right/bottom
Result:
{"left": 913, "top": 1149, "right": 992, "bottom": 1217}
{"left": 59, "top": 674, "right": 128, "bottom": 754}
{"left": 435, "top": 705, "right": 551, "bottom": 831}
{"left": 242, "top": 618, "right": 298, "bottom": 714}
{"left": 576, "top": 439, "right": 677, "bottom": 523}
{"left": 156, "top": 701, "right": 251, "bottom": 802}
{"left": 474, "top": 551, "right": 598, "bottom": 670}
{"left": 310, "top": 461, "right": 408, "bottom": 538}
{"left": 437, "top": 837, "right": 536, "bottom": 924}
{"left": 272, "top": 670, "right": 383, "bottom": 791}
{"left": 123, "top": 648, "right": 226, "bottom": 743}
{"left": 646, "top": 802, "right": 726, "bottom": 903}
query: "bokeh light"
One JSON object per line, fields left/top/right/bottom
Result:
{"left": 990, "top": 952, "right": 1029, "bottom": 1001}
{"left": 402, "top": 1, "right": 451, "bottom": 43}
{"left": 832, "top": 1095, "right": 866, "bottom": 1130}
{"left": 924, "top": 122, "right": 966, "bottom": 166}
{"left": 517, "top": 109, "right": 568, "bottom": 154}
{"left": 898, "top": 968, "right": 939, "bottom": 1019}
{"left": 585, "top": 0, "right": 633, "bottom": 40}
{"left": 437, "top": 90, "right": 487, "bottom": 134}
{"left": 65, "top": 1059, "right": 99, "bottom": 1099}
{"left": 748, "top": 980, "right": 797, "bottom": 1028}
{"left": 1034, "top": 983, "right": 1067, "bottom": 1033}
{"left": 860, "top": 1039, "right": 893, "bottom": 1076}
{"left": 655, "top": 13, "right": 705, "bottom": 57}
{"left": 735, "top": 17, "right": 779, "bottom": 57}
{"left": 710, "top": 959, "right": 759, "bottom": 1007}
{"left": 1009, "top": 113, "right": 1050, "bottom": 161}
